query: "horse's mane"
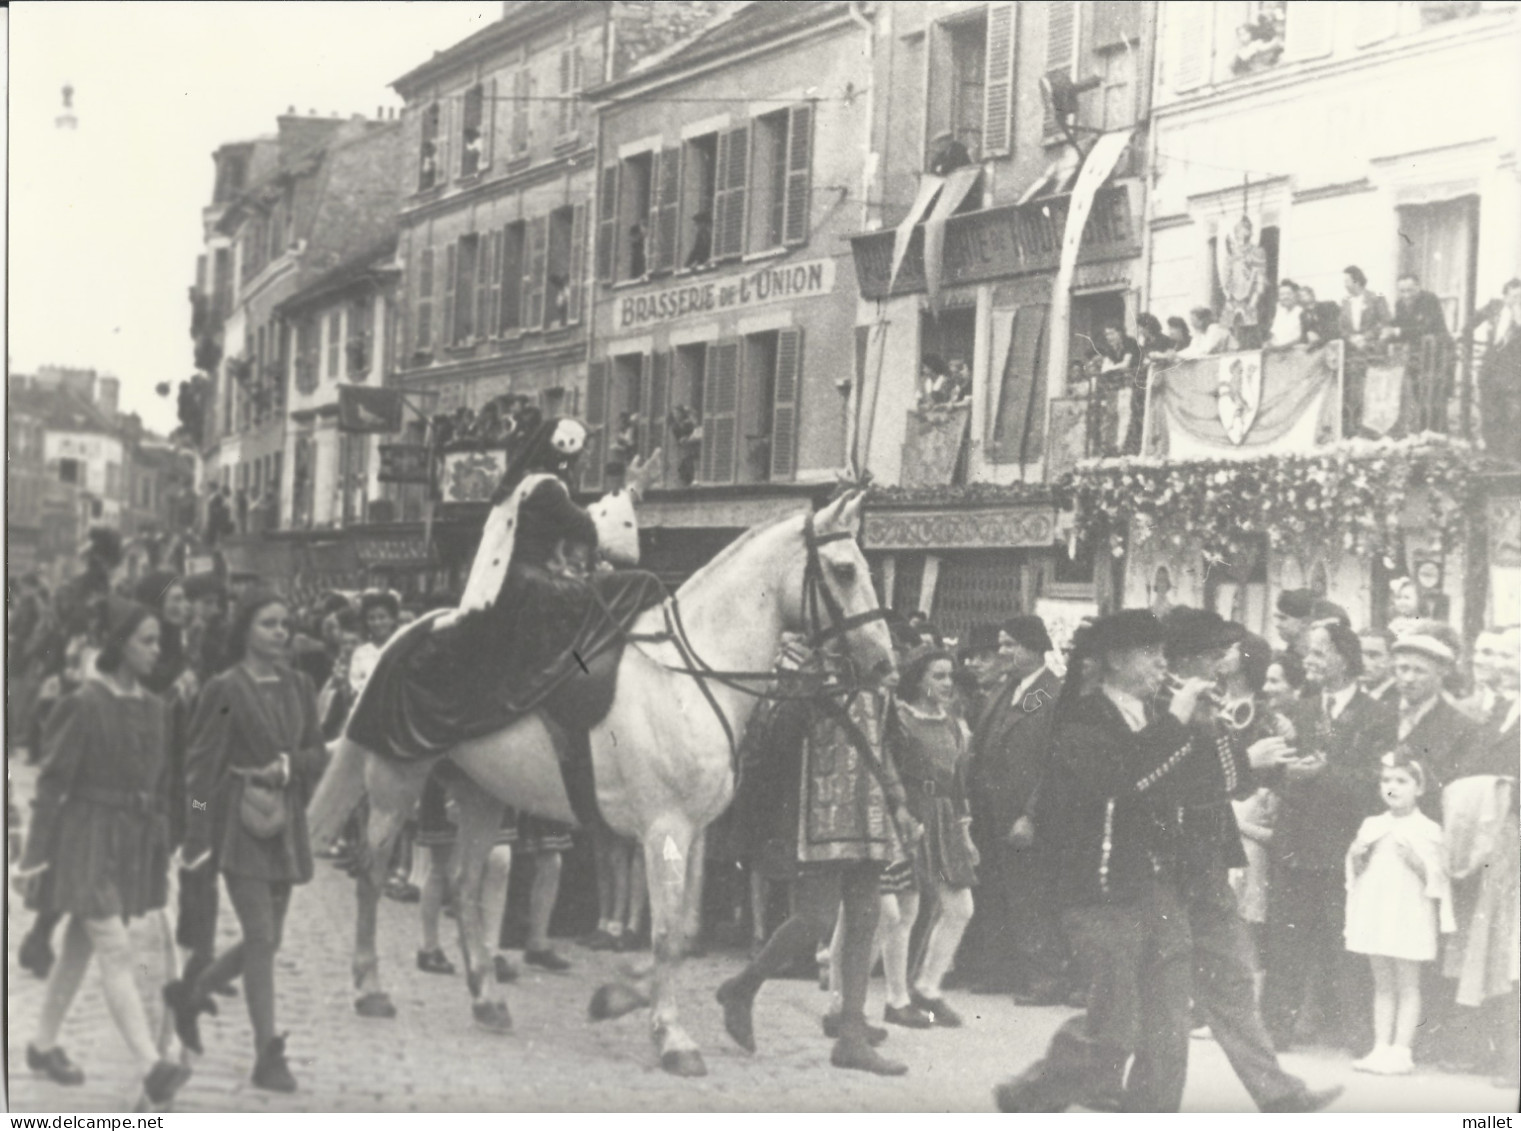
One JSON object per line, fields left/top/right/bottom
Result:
{"left": 676, "top": 510, "right": 803, "bottom": 595}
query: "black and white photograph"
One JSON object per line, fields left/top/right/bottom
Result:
{"left": 5, "top": 0, "right": 1519, "bottom": 1115}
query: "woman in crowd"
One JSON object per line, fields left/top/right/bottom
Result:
{"left": 14, "top": 598, "right": 191, "bottom": 1108}
{"left": 1263, "top": 649, "right": 1307, "bottom": 713}
{"left": 1165, "top": 316, "right": 1193, "bottom": 355}
{"left": 886, "top": 647, "right": 979, "bottom": 1028}
{"left": 166, "top": 590, "right": 327, "bottom": 1093}
{"left": 1179, "top": 306, "right": 1235, "bottom": 358}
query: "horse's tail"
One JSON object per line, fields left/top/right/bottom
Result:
{"left": 307, "top": 737, "right": 368, "bottom": 847}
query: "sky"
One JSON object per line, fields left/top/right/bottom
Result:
{"left": 8, "top": 1, "right": 502, "bottom": 435}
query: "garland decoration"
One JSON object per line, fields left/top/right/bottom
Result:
{"left": 871, "top": 481, "right": 1055, "bottom": 507}
{"left": 1061, "top": 434, "right": 1481, "bottom": 563}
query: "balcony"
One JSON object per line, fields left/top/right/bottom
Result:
{"left": 849, "top": 184, "right": 1141, "bottom": 301}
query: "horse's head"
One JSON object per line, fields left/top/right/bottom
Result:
{"left": 783, "top": 489, "right": 896, "bottom": 686}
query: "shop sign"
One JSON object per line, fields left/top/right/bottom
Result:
{"left": 863, "top": 507, "right": 1057, "bottom": 550}
{"left": 615, "top": 258, "right": 835, "bottom": 331}
{"left": 378, "top": 443, "right": 431, "bottom": 484}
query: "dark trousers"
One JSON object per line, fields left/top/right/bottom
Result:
{"left": 193, "top": 875, "right": 293, "bottom": 1051}
{"left": 1262, "top": 864, "right": 1369, "bottom": 1050}
{"left": 959, "top": 837, "right": 1068, "bottom": 992}
{"left": 1186, "top": 867, "right": 1308, "bottom": 1110}
{"left": 1009, "top": 876, "right": 1192, "bottom": 1112}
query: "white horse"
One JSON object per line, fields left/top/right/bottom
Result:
{"left": 306, "top": 489, "right": 894, "bottom": 1076}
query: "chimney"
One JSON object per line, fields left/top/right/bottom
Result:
{"left": 97, "top": 376, "right": 120, "bottom": 420}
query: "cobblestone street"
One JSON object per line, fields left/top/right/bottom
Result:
{"left": 6, "top": 760, "right": 1514, "bottom": 1113}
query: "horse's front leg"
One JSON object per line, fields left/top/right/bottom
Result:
{"left": 643, "top": 816, "right": 707, "bottom": 1077}
{"left": 449, "top": 777, "right": 512, "bottom": 1034}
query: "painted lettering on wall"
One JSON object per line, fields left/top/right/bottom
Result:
{"left": 616, "top": 258, "right": 836, "bottom": 331}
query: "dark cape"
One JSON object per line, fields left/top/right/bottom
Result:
{"left": 346, "top": 566, "right": 663, "bottom": 763}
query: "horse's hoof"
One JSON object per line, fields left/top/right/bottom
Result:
{"left": 660, "top": 1048, "right": 708, "bottom": 1077}
{"left": 589, "top": 982, "right": 648, "bottom": 1022}
{"left": 354, "top": 991, "right": 396, "bottom": 1019}
{"left": 472, "top": 1000, "right": 513, "bottom": 1034}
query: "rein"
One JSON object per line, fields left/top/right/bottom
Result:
{"left": 600, "top": 513, "right": 890, "bottom": 766}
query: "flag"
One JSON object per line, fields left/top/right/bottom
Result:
{"left": 1143, "top": 344, "right": 1343, "bottom": 459}
{"left": 338, "top": 386, "right": 404, "bottom": 433}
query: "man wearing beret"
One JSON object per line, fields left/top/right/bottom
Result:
{"left": 1153, "top": 607, "right": 1342, "bottom": 1113}
{"left": 961, "top": 616, "right": 1067, "bottom": 1001}
{"left": 996, "top": 610, "right": 1213, "bottom": 1112}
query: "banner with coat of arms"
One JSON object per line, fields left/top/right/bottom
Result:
{"left": 1142, "top": 343, "right": 1343, "bottom": 459}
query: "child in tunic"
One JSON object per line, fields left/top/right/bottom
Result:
{"left": 1344, "top": 750, "right": 1454, "bottom": 1075}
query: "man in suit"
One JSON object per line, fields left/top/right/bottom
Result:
{"left": 1391, "top": 631, "right": 1482, "bottom": 818}
{"left": 1155, "top": 608, "right": 1342, "bottom": 1113}
{"left": 962, "top": 616, "right": 1066, "bottom": 1001}
{"left": 1358, "top": 626, "right": 1400, "bottom": 706}
{"left": 1474, "top": 278, "right": 1521, "bottom": 460}
{"left": 1384, "top": 273, "right": 1454, "bottom": 434}
{"left": 1339, "top": 265, "right": 1392, "bottom": 436}
{"left": 1273, "top": 589, "right": 1317, "bottom": 658}
{"left": 1261, "top": 623, "right": 1395, "bottom": 1052}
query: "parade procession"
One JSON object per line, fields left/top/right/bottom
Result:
{"left": 9, "top": 0, "right": 1521, "bottom": 1116}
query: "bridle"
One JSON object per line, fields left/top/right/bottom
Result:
{"left": 615, "top": 512, "right": 892, "bottom": 765}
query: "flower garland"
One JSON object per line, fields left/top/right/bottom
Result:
{"left": 871, "top": 481, "right": 1054, "bottom": 507}
{"left": 1061, "top": 434, "right": 1482, "bottom": 562}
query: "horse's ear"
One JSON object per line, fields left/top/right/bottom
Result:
{"left": 839, "top": 489, "right": 865, "bottom": 533}
{"left": 817, "top": 488, "right": 861, "bottom": 535}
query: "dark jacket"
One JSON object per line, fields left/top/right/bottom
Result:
{"left": 1392, "top": 290, "right": 1452, "bottom": 343}
{"left": 1398, "top": 696, "right": 1484, "bottom": 820}
{"left": 1340, "top": 291, "right": 1392, "bottom": 345}
{"left": 968, "top": 665, "right": 1063, "bottom": 834}
{"left": 1272, "top": 688, "right": 1395, "bottom": 871}
{"left": 1035, "top": 691, "right": 1202, "bottom": 907}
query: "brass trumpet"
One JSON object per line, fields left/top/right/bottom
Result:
{"left": 1160, "top": 674, "right": 1256, "bottom": 731}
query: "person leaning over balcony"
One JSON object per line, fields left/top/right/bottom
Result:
{"left": 1266, "top": 280, "right": 1305, "bottom": 350}
{"left": 1385, "top": 273, "right": 1454, "bottom": 434}
{"left": 1473, "top": 277, "right": 1521, "bottom": 460}
{"left": 1178, "top": 307, "right": 1234, "bottom": 358}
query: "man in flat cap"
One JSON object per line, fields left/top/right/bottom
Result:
{"left": 961, "top": 616, "right": 1068, "bottom": 1001}
{"left": 1157, "top": 607, "right": 1343, "bottom": 1113}
{"left": 1391, "top": 631, "right": 1481, "bottom": 821}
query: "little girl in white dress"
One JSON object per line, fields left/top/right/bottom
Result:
{"left": 1344, "top": 751, "right": 1455, "bottom": 1075}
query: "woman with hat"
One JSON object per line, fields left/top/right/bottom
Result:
{"left": 166, "top": 590, "right": 327, "bottom": 1093}
{"left": 12, "top": 597, "right": 192, "bottom": 1108}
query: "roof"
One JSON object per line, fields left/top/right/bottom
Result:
{"left": 391, "top": 2, "right": 592, "bottom": 95}
{"left": 296, "top": 123, "right": 404, "bottom": 286}
{"left": 215, "top": 118, "right": 389, "bottom": 235}
{"left": 594, "top": 0, "right": 849, "bottom": 97}
{"left": 9, "top": 383, "right": 120, "bottom": 438}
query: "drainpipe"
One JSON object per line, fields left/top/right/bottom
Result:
{"left": 845, "top": 0, "right": 877, "bottom": 479}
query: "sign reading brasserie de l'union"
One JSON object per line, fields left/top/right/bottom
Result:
{"left": 615, "top": 258, "right": 835, "bottom": 331}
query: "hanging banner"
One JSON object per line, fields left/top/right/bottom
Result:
{"left": 889, "top": 174, "right": 945, "bottom": 293}
{"left": 1043, "top": 128, "right": 1135, "bottom": 402}
{"left": 922, "top": 166, "right": 984, "bottom": 311}
{"left": 1143, "top": 344, "right": 1343, "bottom": 459}
{"left": 338, "top": 386, "right": 404, "bottom": 433}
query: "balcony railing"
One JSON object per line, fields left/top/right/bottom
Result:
{"left": 849, "top": 184, "right": 1140, "bottom": 301}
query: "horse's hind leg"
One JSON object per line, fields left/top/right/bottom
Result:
{"left": 448, "top": 776, "right": 512, "bottom": 1034}
{"left": 353, "top": 756, "right": 427, "bottom": 1019}
{"left": 643, "top": 816, "right": 707, "bottom": 1077}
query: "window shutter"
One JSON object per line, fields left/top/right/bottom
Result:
{"left": 568, "top": 202, "right": 589, "bottom": 323}
{"left": 442, "top": 242, "right": 457, "bottom": 346}
{"left": 982, "top": 3, "right": 1018, "bottom": 156}
{"left": 483, "top": 77, "right": 498, "bottom": 169}
{"left": 417, "top": 246, "right": 435, "bottom": 352}
{"left": 479, "top": 232, "right": 497, "bottom": 338}
{"left": 438, "top": 95, "right": 454, "bottom": 184}
{"left": 769, "top": 328, "right": 803, "bottom": 481}
{"left": 524, "top": 215, "right": 548, "bottom": 329}
{"left": 716, "top": 124, "right": 749, "bottom": 259}
{"left": 1043, "top": 1, "right": 1078, "bottom": 136}
{"left": 652, "top": 147, "right": 682, "bottom": 272}
{"left": 646, "top": 351, "right": 670, "bottom": 486}
{"left": 596, "top": 164, "right": 620, "bottom": 282}
{"left": 711, "top": 131, "right": 731, "bottom": 264}
{"left": 702, "top": 341, "right": 740, "bottom": 484}
{"left": 783, "top": 106, "right": 813, "bottom": 246}
{"left": 1170, "top": 2, "right": 1211, "bottom": 93}
{"left": 500, "top": 225, "right": 522, "bottom": 331}
{"left": 581, "top": 359, "right": 609, "bottom": 491}
{"left": 1287, "top": 1, "right": 1335, "bottom": 58}
{"left": 513, "top": 68, "right": 531, "bottom": 153}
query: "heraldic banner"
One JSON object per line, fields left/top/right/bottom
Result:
{"left": 1142, "top": 343, "right": 1343, "bottom": 459}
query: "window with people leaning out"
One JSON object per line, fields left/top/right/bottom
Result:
{"left": 596, "top": 102, "right": 813, "bottom": 285}
{"left": 414, "top": 205, "right": 588, "bottom": 357}
{"left": 583, "top": 329, "right": 804, "bottom": 492}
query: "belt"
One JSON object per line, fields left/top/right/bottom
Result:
{"left": 72, "top": 784, "right": 161, "bottom": 814}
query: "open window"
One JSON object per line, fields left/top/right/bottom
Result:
{"left": 670, "top": 344, "right": 708, "bottom": 486}
{"left": 419, "top": 102, "right": 441, "bottom": 190}
{"left": 619, "top": 152, "right": 654, "bottom": 279}
{"left": 747, "top": 105, "right": 813, "bottom": 253}
{"left": 499, "top": 222, "right": 525, "bottom": 333}
{"left": 546, "top": 205, "right": 574, "bottom": 328}
{"left": 460, "top": 84, "right": 486, "bottom": 177}
{"left": 680, "top": 134, "right": 718, "bottom": 270}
